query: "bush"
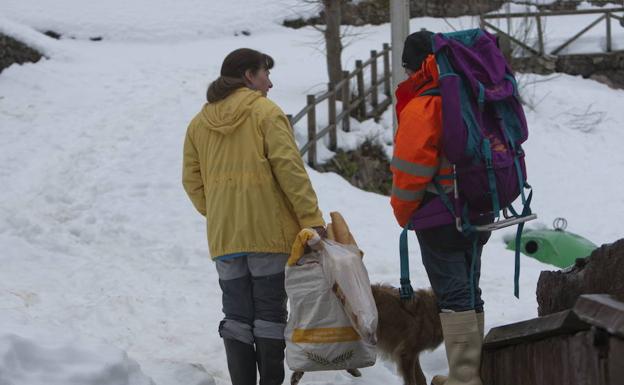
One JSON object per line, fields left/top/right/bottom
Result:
{"left": 319, "top": 139, "right": 392, "bottom": 195}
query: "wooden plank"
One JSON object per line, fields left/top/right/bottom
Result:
{"left": 341, "top": 70, "right": 351, "bottom": 132}
{"left": 367, "top": 98, "right": 392, "bottom": 119}
{"left": 355, "top": 60, "right": 366, "bottom": 119}
{"left": 483, "top": 309, "right": 589, "bottom": 350}
{"left": 551, "top": 15, "right": 606, "bottom": 56}
{"left": 606, "top": 12, "right": 612, "bottom": 53}
{"left": 382, "top": 43, "right": 391, "bottom": 97}
{"left": 370, "top": 50, "right": 378, "bottom": 108}
{"left": 328, "top": 82, "right": 337, "bottom": 151}
{"left": 609, "top": 337, "right": 624, "bottom": 384}
{"left": 306, "top": 94, "right": 316, "bottom": 167}
{"left": 483, "top": 21, "right": 540, "bottom": 57}
{"left": 482, "top": 295, "right": 624, "bottom": 385}
{"left": 573, "top": 294, "right": 624, "bottom": 338}
{"left": 300, "top": 124, "right": 336, "bottom": 155}
{"left": 611, "top": 13, "right": 624, "bottom": 23}
{"left": 536, "top": 15, "right": 544, "bottom": 56}
{"left": 482, "top": 331, "right": 603, "bottom": 385}
{"left": 290, "top": 104, "right": 314, "bottom": 126}
{"left": 482, "top": 7, "right": 624, "bottom": 19}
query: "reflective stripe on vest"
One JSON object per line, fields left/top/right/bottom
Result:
{"left": 392, "top": 185, "right": 426, "bottom": 202}
{"left": 426, "top": 156, "right": 454, "bottom": 194}
{"left": 391, "top": 156, "right": 437, "bottom": 178}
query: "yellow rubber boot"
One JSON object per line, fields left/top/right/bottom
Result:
{"left": 476, "top": 311, "right": 484, "bottom": 340}
{"left": 430, "top": 310, "right": 483, "bottom": 385}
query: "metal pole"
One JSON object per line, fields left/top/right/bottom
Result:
{"left": 390, "top": 0, "right": 410, "bottom": 134}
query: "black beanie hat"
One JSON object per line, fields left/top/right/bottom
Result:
{"left": 402, "top": 30, "right": 434, "bottom": 72}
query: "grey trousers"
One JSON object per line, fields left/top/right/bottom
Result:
{"left": 216, "top": 253, "right": 289, "bottom": 345}
{"left": 416, "top": 232, "right": 485, "bottom": 313}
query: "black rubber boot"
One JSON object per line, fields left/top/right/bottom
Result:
{"left": 255, "top": 337, "right": 286, "bottom": 385}
{"left": 223, "top": 338, "right": 257, "bottom": 385}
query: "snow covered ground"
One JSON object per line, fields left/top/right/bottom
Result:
{"left": 1, "top": 1, "right": 623, "bottom": 384}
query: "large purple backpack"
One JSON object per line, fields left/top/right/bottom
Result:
{"left": 399, "top": 29, "right": 536, "bottom": 301}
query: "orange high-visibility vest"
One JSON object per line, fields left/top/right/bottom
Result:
{"left": 391, "top": 55, "right": 452, "bottom": 227}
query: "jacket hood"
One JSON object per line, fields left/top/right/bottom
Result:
{"left": 200, "top": 87, "right": 263, "bottom": 135}
{"left": 395, "top": 54, "right": 439, "bottom": 119}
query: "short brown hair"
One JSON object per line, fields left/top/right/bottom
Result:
{"left": 206, "top": 48, "right": 274, "bottom": 103}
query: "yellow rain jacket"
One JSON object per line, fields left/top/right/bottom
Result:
{"left": 182, "top": 87, "right": 325, "bottom": 259}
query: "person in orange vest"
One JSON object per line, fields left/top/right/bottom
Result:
{"left": 390, "top": 30, "right": 490, "bottom": 385}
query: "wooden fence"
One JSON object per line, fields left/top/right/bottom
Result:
{"left": 480, "top": 7, "right": 624, "bottom": 57}
{"left": 287, "top": 43, "right": 392, "bottom": 168}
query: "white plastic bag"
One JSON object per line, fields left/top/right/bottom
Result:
{"left": 284, "top": 237, "right": 377, "bottom": 372}
{"left": 321, "top": 239, "right": 378, "bottom": 344}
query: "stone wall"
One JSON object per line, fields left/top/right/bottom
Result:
{"left": 284, "top": 0, "right": 504, "bottom": 28}
{"left": 411, "top": 0, "right": 504, "bottom": 18}
{"left": 511, "top": 51, "right": 624, "bottom": 89}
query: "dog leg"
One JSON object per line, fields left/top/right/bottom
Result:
{"left": 291, "top": 371, "right": 304, "bottom": 385}
{"left": 398, "top": 353, "right": 418, "bottom": 385}
{"left": 412, "top": 356, "right": 427, "bottom": 385}
{"left": 346, "top": 368, "right": 362, "bottom": 377}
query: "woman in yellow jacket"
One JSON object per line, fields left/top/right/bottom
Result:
{"left": 182, "top": 48, "right": 325, "bottom": 385}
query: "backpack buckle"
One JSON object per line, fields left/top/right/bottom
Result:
{"left": 399, "top": 278, "right": 414, "bottom": 301}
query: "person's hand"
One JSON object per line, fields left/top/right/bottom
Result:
{"left": 312, "top": 226, "right": 328, "bottom": 239}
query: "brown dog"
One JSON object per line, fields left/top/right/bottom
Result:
{"left": 371, "top": 284, "right": 443, "bottom": 385}
{"left": 291, "top": 284, "right": 442, "bottom": 385}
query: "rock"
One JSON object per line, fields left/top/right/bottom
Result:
{"left": 43, "top": 30, "right": 61, "bottom": 39}
{"left": 590, "top": 70, "right": 624, "bottom": 89}
{"left": 319, "top": 139, "right": 392, "bottom": 196}
{"left": 536, "top": 238, "right": 624, "bottom": 316}
{"left": 412, "top": 0, "right": 504, "bottom": 18}
{"left": 513, "top": 52, "right": 624, "bottom": 90}
{"left": 0, "top": 33, "right": 43, "bottom": 73}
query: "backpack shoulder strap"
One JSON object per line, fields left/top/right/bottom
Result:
{"left": 399, "top": 225, "right": 415, "bottom": 301}
{"left": 420, "top": 88, "right": 440, "bottom": 97}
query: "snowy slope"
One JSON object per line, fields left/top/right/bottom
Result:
{"left": 1, "top": 1, "right": 624, "bottom": 385}
{"left": 0, "top": 0, "right": 318, "bottom": 42}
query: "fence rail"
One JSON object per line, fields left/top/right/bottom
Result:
{"left": 287, "top": 43, "right": 392, "bottom": 168}
{"left": 481, "top": 7, "right": 624, "bottom": 57}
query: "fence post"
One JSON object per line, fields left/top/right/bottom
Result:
{"left": 328, "top": 82, "right": 337, "bottom": 151}
{"left": 498, "top": 33, "right": 513, "bottom": 65}
{"left": 606, "top": 12, "right": 612, "bottom": 52}
{"left": 370, "top": 50, "right": 379, "bottom": 112}
{"left": 382, "top": 43, "right": 391, "bottom": 97}
{"left": 341, "top": 70, "right": 351, "bottom": 132}
{"left": 536, "top": 15, "right": 544, "bottom": 56}
{"left": 356, "top": 60, "right": 366, "bottom": 119}
{"left": 306, "top": 94, "right": 317, "bottom": 168}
